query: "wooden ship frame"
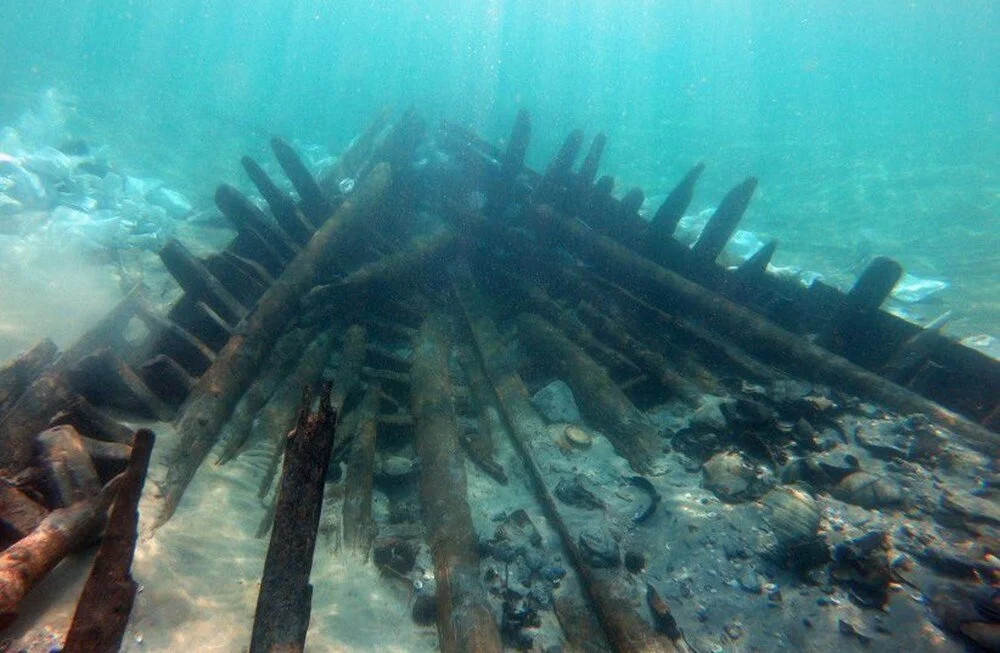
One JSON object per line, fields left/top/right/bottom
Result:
{"left": 0, "top": 108, "right": 997, "bottom": 652}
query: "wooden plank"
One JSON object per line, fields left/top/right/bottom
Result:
{"left": 249, "top": 385, "right": 337, "bottom": 653}
{"left": 411, "top": 314, "right": 501, "bottom": 653}
{"left": 63, "top": 429, "right": 154, "bottom": 653}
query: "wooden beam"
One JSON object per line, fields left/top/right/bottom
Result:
{"left": 63, "top": 429, "right": 154, "bottom": 653}
{"left": 411, "top": 314, "right": 501, "bottom": 653}
{"left": 249, "top": 385, "right": 337, "bottom": 653}
{"left": 155, "top": 163, "right": 389, "bottom": 527}
{"left": 533, "top": 203, "right": 999, "bottom": 453}
{"left": 450, "top": 263, "right": 676, "bottom": 653}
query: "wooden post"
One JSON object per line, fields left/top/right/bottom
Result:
{"left": 63, "top": 429, "right": 154, "bottom": 653}
{"left": 155, "top": 163, "right": 389, "bottom": 528}
{"left": 341, "top": 384, "right": 379, "bottom": 560}
{"left": 249, "top": 385, "right": 337, "bottom": 653}
{"left": 411, "top": 314, "right": 502, "bottom": 653}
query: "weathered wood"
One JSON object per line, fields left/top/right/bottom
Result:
{"left": 215, "top": 327, "right": 317, "bottom": 465}
{"left": 271, "top": 137, "right": 330, "bottom": 226}
{"left": 166, "top": 296, "right": 234, "bottom": 353}
{"left": 543, "top": 129, "right": 585, "bottom": 189}
{"left": 691, "top": 177, "right": 757, "bottom": 262}
{"left": 649, "top": 163, "right": 704, "bottom": 238}
{"left": 585, "top": 273, "right": 778, "bottom": 383}
{"left": 0, "top": 475, "right": 121, "bottom": 627}
{"left": 882, "top": 311, "right": 951, "bottom": 383}
{"left": 249, "top": 385, "right": 337, "bottom": 653}
{"left": 35, "top": 425, "right": 101, "bottom": 508}
{"left": 0, "top": 339, "right": 58, "bottom": 417}
{"left": 131, "top": 296, "right": 215, "bottom": 376}
{"left": 241, "top": 155, "right": 314, "bottom": 246}
{"left": 67, "top": 347, "right": 172, "bottom": 421}
{"left": 303, "top": 230, "right": 458, "bottom": 317}
{"left": 205, "top": 251, "right": 271, "bottom": 306}
{"left": 341, "top": 384, "right": 379, "bottom": 560}
{"left": 63, "top": 429, "right": 153, "bottom": 653}
{"left": 156, "top": 163, "right": 389, "bottom": 527}
{"left": 0, "top": 371, "right": 75, "bottom": 474}
{"left": 485, "top": 107, "right": 531, "bottom": 219}
{"left": 456, "top": 346, "right": 507, "bottom": 484}
{"left": 330, "top": 325, "right": 368, "bottom": 412}
{"left": 451, "top": 264, "right": 676, "bottom": 652}
{"left": 159, "top": 238, "right": 248, "bottom": 325}
{"left": 411, "top": 314, "right": 502, "bottom": 653}
{"left": 79, "top": 436, "right": 131, "bottom": 484}
{"left": 577, "top": 132, "right": 607, "bottom": 189}
{"left": 735, "top": 238, "right": 778, "bottom": 278}
{"left": 319, "top": 108, "right": 393, "bottom": 198}
{"left": 215, "top": 183, "right": 299, "bottom": 263}
{"left": 517, "top": 312, "right": 658, "bottom": 473}
{"left": 49, "top": 395, "right": 134, "bottom": 445}
{"left": 256, "top": 331, "right": 338, "bottom": 502}
{"left": 534, "top": 204, "right": 999, "bottom": 453}
{"left": 138, "top": 354, "right": 194, "bottom": 408}
{"left": 482, "top": 265, "right": 641, "bottom": 378}
{"left": 361, "top": 366, "right": 410, "bottom": 385}
{"left": 0, "top": 485, "right": 47, "bottom": 550}
{"left": 576, "top": 301, "right": 703, "bottom": 406}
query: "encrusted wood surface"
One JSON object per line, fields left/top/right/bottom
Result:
{"left": 411, "top": 314, "right": 502, "bottom": 653}
{"left": 63, "top": 429, "right": 154, "bottom": 653}
{"left": 156, "top": 163, "right": 390, "bottom": 527}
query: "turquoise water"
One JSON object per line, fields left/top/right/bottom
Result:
{"left": 1, "top": 3, "right": 998, "bottom": 651}
{"left": 3, "top": 2, "right": 996, "bottom": 338}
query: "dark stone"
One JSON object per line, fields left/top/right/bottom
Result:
{"left": 624, "top": 549, "right": 646, "bottom": 574}
{"left": 373, "top": 537, "right": 418, "bottom": 577}
{"left": 831, "top": 531, "right": 893, "bottom": 608}
{"left": 411, "top": 593, "right": 437, "bottom": 626}
{"left": 578, "top": 528, "right": 620, "bottom": 568}
{"left": 554, "top": 475, "right": 605, "bottom": 510}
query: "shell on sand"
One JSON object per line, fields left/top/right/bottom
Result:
{"left": 564, "top": 425, "right": 593, "bottom": 449}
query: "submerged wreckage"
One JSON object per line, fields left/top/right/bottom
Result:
{"left": 0, "top": 108, "right": 997, "bottom": 652}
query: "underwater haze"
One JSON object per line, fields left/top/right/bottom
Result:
{"left": 2, "top": 3, "right": 1000, "bottom": 653}
{"left": 1, "top": 0, "right": 997, "bottom": 350}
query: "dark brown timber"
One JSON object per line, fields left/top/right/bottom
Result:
{"left": 156, "top": 163, "right": 389, "bottom": 527}
{"left": 249, "top": 385, "right": 337, "bottom": 653}
{"left": 0, "top": 476, "right": 121, "bottom": 627}
{"left": 533, "top": 204, "right": 999, "bottom": 453}
{"left": 411, "top": 314, "right": 502, "bottom": 653}
{"left": 63, "top": 429, "right": 154, "bottom": 653}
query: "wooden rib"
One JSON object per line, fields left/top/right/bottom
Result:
{"left": 691, "top": 176, "right": 757, "bottom": 262}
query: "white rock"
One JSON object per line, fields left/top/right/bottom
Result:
{"left": 0, "top": 193, "right": 22, "bottom": 214}
{"left": 124, "top": 176, "right": 163, "bottom": 200}
{"left": 531, "top": 380, "right": 583, "bottom": 424}
{"left": 148, "top": 187, "right": 192, "bottom": 219}
{"left": 892, "top": 273, "right": 948, "bottom": 303}
{"left": 22, "top": 146, "right": 74, "bottom": 178}
{"left": 0, "top": 158, "right": 46, "bottom": 206}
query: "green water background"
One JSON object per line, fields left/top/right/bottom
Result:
{"left": 1, "top": 0, "right": 997, "bottom": 336}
